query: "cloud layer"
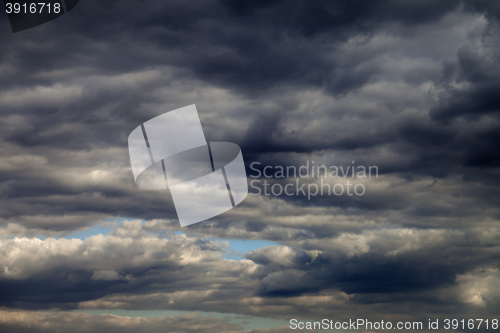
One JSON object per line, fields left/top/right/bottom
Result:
{"left": 0, "top": 0, "right": 499, "bottom": 332}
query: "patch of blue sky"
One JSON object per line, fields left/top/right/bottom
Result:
{"left": 223, "top": 239, "right": 278, "bottom": 260}
{"left": 64, "top": 224, "right": 113, "bottom": 240}
{"left": 44, "top": 218, "right": 278, "bottom": 259}
{"left": 172, "top": 231, "right": 278, "bottom": 260}
{"left": 63, "top": 217, "right": 137, "bottom": 240}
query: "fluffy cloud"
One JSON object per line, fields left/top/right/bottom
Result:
{"left": 0, "top": 0, "right": 499, "bottom": 332}
{"left": 0, "top": 310, "right": 246, "bottom": 333}
{"left": 0, "top": 221, "right": 498, "bottom": 323}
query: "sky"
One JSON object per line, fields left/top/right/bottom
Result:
{"left": 0, "top": 0, "right": 499, "bottom": 332}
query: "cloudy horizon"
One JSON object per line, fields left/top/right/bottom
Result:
{"left": 0, "top": 0, "right": 499, "bottom": 332}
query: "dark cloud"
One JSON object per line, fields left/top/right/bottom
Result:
{"left": 1, "top": 222, "right": 499, "bottom": 324}
{"left": 0, "top": 0, "right": 499, "bottom": 332}
{"left": 0, "top": 310, "right": 247, "bottom": 333}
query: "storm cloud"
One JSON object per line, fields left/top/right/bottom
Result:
{"left": 0, "top": 0, "right": 499, "bottom": 332}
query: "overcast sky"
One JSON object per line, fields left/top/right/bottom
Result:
{"left": 0, "top": 1, "right": 499, "bottom": 332}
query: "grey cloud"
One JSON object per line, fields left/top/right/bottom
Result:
{"left": 0, "top": 310, "right": 245, "bottom": 333}
{"left": 0, "top": 221, "right": 499, "bottom": 321}
{"left": 0, "top": 0, "right": 499, "bottom": 330}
